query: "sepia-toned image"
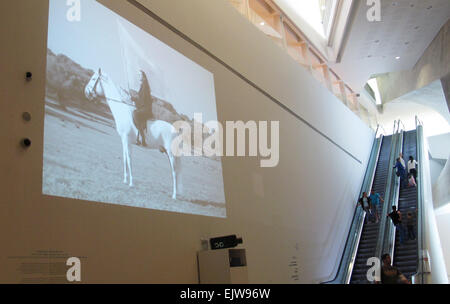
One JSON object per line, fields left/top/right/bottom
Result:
{"left": 43, "top": 0, "right": 226, "bottom": 218}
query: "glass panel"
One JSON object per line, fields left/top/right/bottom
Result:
{"left": 227, "top": 0, "right": 372, "bottom": 129}
{"left": 276, "top": 0, "right": 338, "bottom": 38}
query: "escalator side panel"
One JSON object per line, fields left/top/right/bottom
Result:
{"left": 350, "top": 136, "right": 393, "bottom": 284}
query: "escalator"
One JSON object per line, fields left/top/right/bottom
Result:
{"left": 393, "top": 130, "right": 418, "bottom": 280}
{"left": 350, "top": 135, "right": 393, "bottom": 284}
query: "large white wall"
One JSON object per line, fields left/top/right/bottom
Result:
{"left": 435, "top": 206, "right": 450, "bottom": 283}
{"left": 0, "top": 0, "right": 373, "bottom": 283}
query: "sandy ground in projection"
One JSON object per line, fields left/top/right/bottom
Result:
{"left": 42, "top": 97, "right": 226, "bottom": 218}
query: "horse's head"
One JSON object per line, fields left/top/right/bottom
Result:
{"left": 84, "top": 68, "right": 104, "bottom": 103}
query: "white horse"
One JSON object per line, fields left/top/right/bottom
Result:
{"left": 84, "top": 68, "right": 181, "bottom": 199}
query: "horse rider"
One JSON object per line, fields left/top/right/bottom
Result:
{"left": 132, "top": 70, "right": 154, "bottom": 147}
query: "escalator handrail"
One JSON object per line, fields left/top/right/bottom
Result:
{"left": 398, "top": 120, "right": 406, "bottom": 133}
{"left": 393, "top": 120, "right": 398, "bottom": 135}
{"left": 374, "top": 125, "right": 402, "bottom": 261}
{"left": 321, "top": 134, "right": 382, "bottom": 284}
{"left": 415, "top": 115, "right": 424, "bottom": 128}
{"left": 383, "top": 130, "right": 404, "bottom": 262}
{"left": 375, "top": 124, "right": 388, "bottom": 138}
{"left": 379, "top": 125, "right": 387, "bottom": 137}
{"left": 411, "top": 125, "right": 425, "bottom": 284}
{"left": 344, "top": 135, "right": 383, "bottom": 284}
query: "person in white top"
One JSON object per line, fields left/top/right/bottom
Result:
{"left": 399, "top": 153, "right": 406, "bottom": 169}
{"left": 408, "top": 156, "right": 418, "bottom": 179}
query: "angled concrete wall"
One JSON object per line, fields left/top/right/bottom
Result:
{"left": 377, "top": 19, "right": 450, "bottom": 104}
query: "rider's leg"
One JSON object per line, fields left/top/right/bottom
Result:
{"left": 136, "top": 131, "right": 142, "bottom": 145}
{"left": 140, "top": 125, "right": 147, "bottom": 147}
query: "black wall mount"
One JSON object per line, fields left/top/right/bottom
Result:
{"left": 210, "top": 235, "right": 243, "bottom": 250}
{"left": 21, "top": 138, "right": 32, "bottom": 148}
{"left": 22, "top": 112, "right": 31, "bottom": 122}
{"left": 25, "top": 72, "right": 32, "bottom": 81}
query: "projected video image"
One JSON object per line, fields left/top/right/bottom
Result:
{"left": 43, "top": 0, "right": 226, "bottom": 218}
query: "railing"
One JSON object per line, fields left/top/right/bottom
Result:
{"left": 374, "top": 124, "right": 387, "bottom": 139}
{"left": 227, "top": 0, "right": 375, "bottom": 130}
{"left": 398, "top": 119, "right": 406, "bottom": 133}
{"left": 374, "top": 124, "right": 380, "bottom": 139}
{"left": 377, "top": 125, "right": 387, "bottom": 137}
{"left": 322, "top": 130, "right": 382, "bottom": 284}
{"left": 415, "top": 115, "right": 424, "bottom": 127}
{"left": 393, "top": 120, "right": 398, "bottom": 135}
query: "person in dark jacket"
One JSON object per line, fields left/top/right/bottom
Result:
{"left": 394, "top": 158, "right": 407, "bottom": 189}
{"left": 132, "top": 70, "right": 154, "bottom": 147}
{"left": 387, "top": 205, "right": 405, "bottom": 245}
{"left": 379, "top": 254, "right": 410, "bottom": 284}
{"left": 406, "top": 211, "right": 416, "bottom": 240}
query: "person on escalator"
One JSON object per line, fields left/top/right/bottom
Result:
{"left": 387, "top": 206, "right": 405, "bottom": 245}
{"left": 399, "top": 153, "right": 406, "bottom": 169}
{"left": 369, "top": 189, "right": 384, "bottom": 223}
{"left": 358, "top": 192, "right": 372, "bottom": 224}
{"left": 406, "top": 211, "right": 416, "bottom": 241}
{"left": 379, "top": 254, "right": 410, "bottom": 284}
{"left": 408, "top": 173, "right": 417, "bottom": 187}
{"left": 394, "top": 158, "right": 407, "bottom": 189}
{"left": 408, "top": 156, "right": 418, "bottom": 180}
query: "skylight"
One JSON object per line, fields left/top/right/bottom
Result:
{"left": 279, "top": 0, "right": 337, "bottom": 38}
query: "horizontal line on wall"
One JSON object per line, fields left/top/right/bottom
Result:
{"left": 127, "top": 0, "right": 362, "bottom": 164}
